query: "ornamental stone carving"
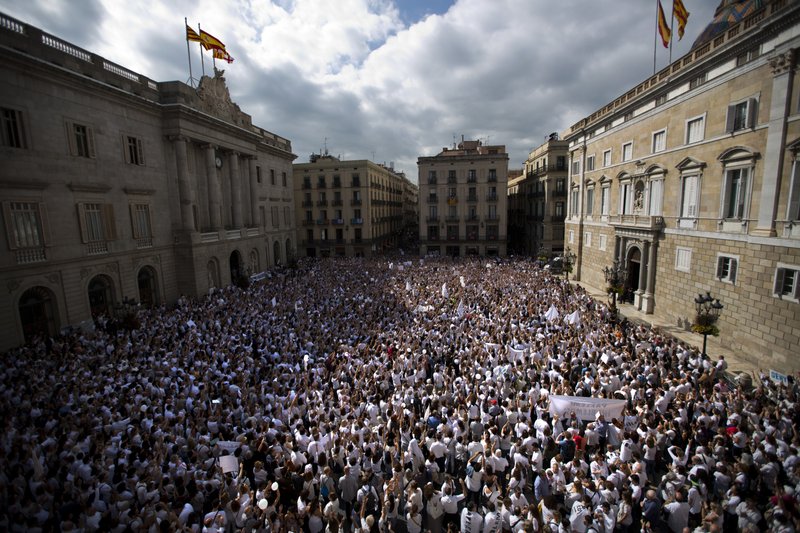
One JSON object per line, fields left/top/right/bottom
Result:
{"left": 770, "top": 49, "right": 795, "bottom": 76}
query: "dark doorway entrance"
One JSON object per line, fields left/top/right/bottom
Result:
{"left": 624, "top": 247, "right": 641, "bottom": 303}
{"left": 19, "top": 286, "right": 58, "bottom": 342}
{"left": 230, "top": 250, "right": 243, "bottom": 283}
{"left": 137, "top": 267, "right": 159, "bottom": 307}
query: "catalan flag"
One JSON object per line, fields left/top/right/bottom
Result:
{"left": 213, "top": 48, "right": 234, "bottom": 64}
{"left": 673, "top": 0, "right": 690, "bottom": 40}
{"left": 200, "top": 29, "right": 226, "bottom": 52}
{"left": 657, "top": 0, "right": 671, "bottom": 48}
{"left": 186, "top": 25, "right": 202, "bottom": 43}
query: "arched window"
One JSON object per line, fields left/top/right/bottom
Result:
{"left": 137, "top": 266, "right": 159, "bottom": 307}
{"left": 88, "top": 275, "right": 115, "bottom": 318}
{"left": 19, "top": 286, "right": 58, "bottom": 342}
{"left": 207, "top": 258, "right": 220, "bottom": 289}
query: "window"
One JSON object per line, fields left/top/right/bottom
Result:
{"left": 774, "top": 265, "right": 800, "bottom": 301}
{"left": 130, "top": 203, "right": 152, "bottom": 245}
{"left": 284, "top": 207, "right": 290, "bottom": 226}
{"left": 448, "top": 170, "right": 457, "bottom": 183}
{"left": 282, "top": 172, "right": 287, "bottom": 186}
{"left": 689, "top": 73, "right": 707, "bottom": 89}
{"left": 488, "top": 169, "right": 497, "bottom": 181}
{"left": 554, "top": 202, "right": 565, "bottom": 218}
{"left": 680, "top": 175, "right": 699, "bottom": 219}
{"left": 599, "top": 234, "right": 607, "bottom": 251}
{"left": 352, "top": 174, "right": 361, "bottom": 187}
{"left": 568, "top": 230, "right": 574, "bottom": 244}
{"left": 1, "top": 107, "right": 27, "bottom": 148}
{"left": 675, "top": 247, "right": 692, "bottom": 273}
{"left": 77, "top": 203, "right": 115, "bottom": 243}
{"left": 686, "top": 116, "right": 705, "bottom": 144}
{"left": 651, "top": 130, "right": 666, "bottom": 153}
{"left": 621, "top": 142, "right": 633, "bottom": 162}
{"left": 428, "top": 170, "right": 437, "bottom": 184}
{"left": 603, "top": 150, "right": 612, "bottom": 168}
{"left": 267, "top": 168, "right": 273, "bottom": 185}
{"left": 488, "top": 204, "right": 497, "bottom": 219}
{"left": 648, "top": 178, "right": 663, "bottom": 216}
{"left": 305, "top": 210, "right": 312, "bottom": 221}
{"left": 716, "top": 255, "right": 738, "bottom": 283}
{"left": 468, "top": 169, "right": 476, "bottom": 182}
{"left": 586, "top": 155, "right": 595, "bottom": 172}
{"left": 788, "top": 160, "right": 800, "bottom": 221}
{"left": 3, "top": 201, "right": 48, "bottom": 262}
{"left": 620, "top": 181, "right": 633, "bottom": 214}
{"left": 570, "top": 189, "right": 579, "bottom": 216}
{"left": 67, "top": 121, "right": 96, "bottom": 158}
{"left": 584, "top": 231, "right": 592, "bottom": 248}
{"left": 726, "top": 98, "right": 757, "bottom": 132}
{"left": 585, "top": 187, "right": 594, "bottom": 216}
{"left": 600, "top": 186, "right": 610, "bottom": 216}
{"left": 571, "top": 160, "right": 580, "bottom": 175}
{"left": 271, "top": 206, "right": 279, "bottom": 228}
{"left": 722, "top": 167, "right": 749, "bottom": 219}
{"left": 428, "top": 205, "right": 438, "bottom": 219}
{"left": 556, "top": 156, "right": 566, "bottom": 170}
{"left": 124, "top": 135, "right": 144, "bottom": 165}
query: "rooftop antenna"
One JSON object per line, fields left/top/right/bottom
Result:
{"left": 453, "top": 134, "right": 457, "bottom": 149}
{"left": 323, "top": 137, "right": 328, "bottom": 156}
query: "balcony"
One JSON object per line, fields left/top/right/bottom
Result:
{"left": 466, "top": 214, "right": 479, "bottom": 222}
{"left": 303, "top": 219, "right": 315, "bottom": 226}
{"left": 351, "top": 217, "right": 363, "bottom": 225}
{"left": 14, "top": 247, "right": 46, "bottom": 264}
{"left": 486, "top": 194, "right": 498, "bottom": 202}
{"left": 351, "top": 180, "right": 361, "bottom": 187}
{"left": 447, "top": 176, "right": 457, "bottom": 184}
{"left": 552, "top": 189, "right": 567, "bottom": 198}
{"left": 608, "top": 214, "right": 665, "bottom": 230}
{"left": 332, "top": 180, "right": 342, "bottom": 188}
{"left": 351, "top": 199, "right": 362, "bottom": 206}
{"left": 332, "top": 199, "right": 343, "bottom": 206}
{"left": 316, "top": 200, "right": 328, "bottom": 207}
{"left": 467, "top": 174, "right": 477, "bottom": 183}
{"left": 331, "top": 218, "right": 344, "bottom": 225}
{"left": 136, "top": 237, "right": 153, "bottom": 249}
{"left": 427, "top": 178, "right": 437, "bottom": 185}
{"left": 447, "top": 234, "right": 460, "bottom": 241}
{"left": 302, "top": 182, "right": 311, "bottom": 190}
{"left": 486, "top": 214, "right": 500, "bottom": 221}
{"left": 428, "top": 195, "right": 438, "bottom": 203}
{"left": 87, "top": 240, "right": 109, "bottom": 255}
{"left": 488, "top": 174, "right": 497, "bottom": 182}
{"left": 316, "top": 182, "right": 326, "bottom": 189}
{"left": 316, "top": 219, "right": 329, "bottom": 225}
{"left": 301, "top": 200, "right": 313, "bottom": 207}
{"left": 467, "top": 195, "right": 478, "bottom": 203}
{"left": 426, "top": 215, "right": 440, "bottom": 223}
{"left": 446, "top": 215, "right": 460, "bottom": 222}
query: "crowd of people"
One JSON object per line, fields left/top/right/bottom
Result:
{"left": 1, "top": 256, "right": 798, "bottom": 533}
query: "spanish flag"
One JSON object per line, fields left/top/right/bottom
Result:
{"left": 657, "top": 0, "right": 671, "bottom": 48}
{"left": 213, "top": 49, "right": 234, "bottom": 64}
{"left": 200, "top": 29, "right": 226, "bottom": 52}
{"left": 186, "top": 25, "right": 202, "bottom": 43}
{"left": 673, "top": 0, "right": 690, "bottom": 40}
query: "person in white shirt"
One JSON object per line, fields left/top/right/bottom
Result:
{"left": 663, "top": 490, "right": 690, "bottom": 533}
{"left": 440, "top": 477, "right": 466, "bottom": 532}
{"left": 461, "top": 501, "right": 484, "bottom": 533}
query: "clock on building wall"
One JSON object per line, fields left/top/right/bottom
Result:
{"left": 215, "top": 155, "right": 223, "bottom": 169}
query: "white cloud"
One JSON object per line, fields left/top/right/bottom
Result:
{"left": 0, "top": 0, "right": 718, "bottom": 179}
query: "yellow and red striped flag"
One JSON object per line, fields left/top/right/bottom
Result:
{"left": 673, "top": 0, "right": 690, "bottom": 40}
{"left": 200, "top": 29, "right": 226, "bottom": 52}
{"left": 657, "top": 0, "right": 671, "bottom": 48}
{"left": 186, "top": 25, "right": 202, "bottom": 43}
{"left": 213, "top": 48, "right": 234, "bottom": 64}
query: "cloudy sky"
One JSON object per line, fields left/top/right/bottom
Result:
{"left": 1, "top": 0, "right": 716, "bottom": 181}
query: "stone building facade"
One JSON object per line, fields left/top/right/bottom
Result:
{"left": 293, "top": 154, "right": 418, "bottom": 258}
{"left": 418, "top": 139, "right": 509, "bottom": 257}
{"left": 0, "top": 13, "right": 296, "bottom": 350}
{"left": 564, "top": 0, "right": 800, "bottom": 371}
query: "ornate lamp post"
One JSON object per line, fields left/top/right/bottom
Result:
{"left": 562, "top": 247, "right": 576, "bottom": 281}
{"left": 602, "top": 260, "right": 627, "bottom": 319}
{"left": 536, "top": 243, "right": 548, "bottom": 266}
{"left": 692, "top": 291, "right": 723, "bottom": 357}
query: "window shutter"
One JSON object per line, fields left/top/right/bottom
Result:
{"left": 38, "top": 203, "right": 51, "bottom": 246}
{"left": 716, "top": 257, "right": 724, "bottom": 278}
{"left": 789, "top": 164, "right": 800, "bottom": 220}
{"left": 87, "top": 127, "right": 96, "bottom": 159}
{"left": 136, "top": 138, "right": 144, "bottom": 166}
{"left": 129, "top": 203, "right": 140, "bottom": 239}
{"left": 725, "top": 105, "right": 736, "bottom": 133}
{"left": 746, "top": 98, "right": 758, "bottom": 129}
{"left": 730, "top": 259, "right": 737, "bottom": 282}
{"left": 76, "top": 203, "right": 89, "bottom": 243}
{"left": 66, "top": 122, "right": 77, "bottom": 156}
{"left": 121, "top": 134, "right": 129, "bottom": 164}
{"left": 1, "top": 201, "right": 17, "bottom": 250}
{"left": 103, "top": 204, "right": 116, "bottom": 240}
{"left": 775, "top": 268, "right": 785, "bottom": 295}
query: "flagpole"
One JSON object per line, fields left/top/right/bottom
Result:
{"left": 669, "top": 2, "right": 675, "bottom": 64}
{"left": 185, "top": 17, "right": 195, "bottom": 87}
{"left": 198, "top": 23, "right": 206, "bottom": 77}
{"left": 653, "top": 0, "right": 659, "bottom": 75}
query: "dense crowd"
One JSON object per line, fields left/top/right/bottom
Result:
{"left": 1, "top": 257, "right": 798, "bottom": 533}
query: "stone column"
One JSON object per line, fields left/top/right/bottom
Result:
{"left": 754, "top": 49, "right": 795, "bottom": 236}
{"left": 229, "top": 151, "right": 242, "bottom": 228}
{"left": 249, "top": 157, "right": 259, "bottom": 228}
{"left": 634, "top": 241, "right": 648, "bottom": 309}
{"left": 205, "top": 144, "right": 221, "bottom": 230}
{"left": 173, "top": 136, "right": 195, "bottom": 231}
{"left": 643, "top": 240, "right": 658, "bottom": 313}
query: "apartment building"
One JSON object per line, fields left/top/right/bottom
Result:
{"left": 564, "top": 0, "right": 800, "bottom": 371}
{"left": 418, "top": 139, "right": 509, "bottom": 257}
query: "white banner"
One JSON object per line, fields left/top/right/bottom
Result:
{"left": 548, "top": 395, "right": 626, "bottom": 422}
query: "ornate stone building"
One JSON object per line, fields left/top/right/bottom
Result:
{"left": 293, "top": 153, "right": 418, "bottom": 258}
{"left": 564, "top": 0, "right": 800, "bottom": 371}
{"left": 418, "top": 139, "right": 509, "bottom": 257}
{"left": 0, "top": 13, "right": 296, "bottom": 350}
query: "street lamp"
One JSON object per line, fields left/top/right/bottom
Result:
{"left": 602, "top": 260, "right": 627, "bottom": 319}
{"left": 562, "top": 247, "right": 576, "bottom": 281}
{"left": 691, "top": 291, "right": 723, "bottom": 357}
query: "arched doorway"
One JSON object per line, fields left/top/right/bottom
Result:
{"left": 137, "top": 266, "right": 159, "bottom": 307}
{"left": 207, "top": 258, "right": 220, "bottom": 290}
{"left": 229, "top": 250, "right": 243, "bottom": 282}
{"left": 88, "top": 275, "right": 115, "bottom": 318}
{"left": 273, "top": 241, "right": 281, "bottom": 266}
{"left": 624, "top": 247, "right": 641, "bottom": 303}
{"left": 18, "top": 286, "right": 58, "bottom": 342}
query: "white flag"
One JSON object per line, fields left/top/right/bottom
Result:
{"left": 271, "top": 297, "right": 276, "bottom": 308}
{"left": 457, "top": 300, "right": 465, "bottom": 318}
{"left": 460, "top": 276, "right": 465, "bottom": 288}
{"left": 406, "top": 280, "right": 412, "bottom": 292}
{"left": 441, "top": 283, "right": 449, "bottom": 298}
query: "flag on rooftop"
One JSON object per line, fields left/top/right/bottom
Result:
{"left": 657, "top": 0, "right": 672, "bottom": 48}
{"left": 200, "top": 29, "right": 226, "bottom": 52}
{"left": 673, "top": 0, "right": 690, "bottom": 40}
{"left": 186, "top": 25, "right": 202, "bottom": 43}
